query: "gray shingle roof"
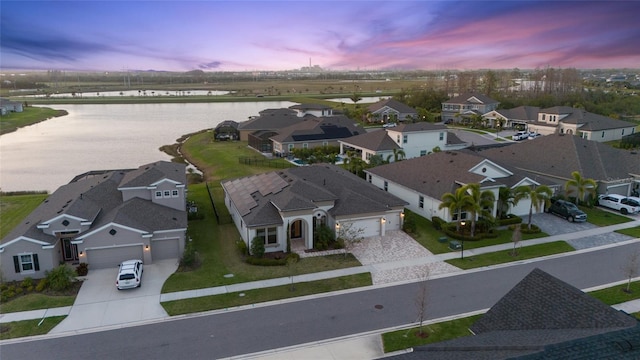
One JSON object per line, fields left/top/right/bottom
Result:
{"left": 444, "top": 92, "right": 499, "bottom": 105}
{"left": 492, "top": 106, "right": 540, "bottom": 121}
{"left": 368, "top": 98, "right": 417, "bottom": 114}
{"left": 340, "top": 129, "right": 401, "bottom": 152}
{"left": 393, "top": 122, "right": 447, "bottom": 133}
{"left": 269, "top": 115, "right": 364, "bottom": 143}
{"left": 221, "top": 164, "right": 408, "bottom": 227}
{"left": 119, "top": 161, "right": 186, "bottom": 188}
{"left": 238, "top": 108, "right": 299, "bottom": 131}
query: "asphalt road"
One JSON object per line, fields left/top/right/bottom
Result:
{"left": 2, "top": 241, "right": 637, "bottom": 360}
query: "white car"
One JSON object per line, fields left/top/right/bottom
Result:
{"left": 527, "top": 132, "right": 542, "bottom": 140}
{"left": 382, "top": 122, "right": 397, "bottom": 128}
{"left": 116, "top": 259, "right": 143, "bottom": 290}
{"left": 512, "top": 131, "right": 529, "bottom": 141}
{"left": 597, "top": 194, "right": 640, "bottom": 215}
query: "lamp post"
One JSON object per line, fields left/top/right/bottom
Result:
{"left": 460, "top": 221, "right": 466, "bottom": 260}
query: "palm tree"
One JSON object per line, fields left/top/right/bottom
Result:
{"left": 564, "top": 171, "right": 597, "bottom": 205}
{"left": 497, "top": 187, "right": 515, "bottom": 219}
{"left": 439, "top": 187, "right": 471, "bottom": 233}
{"left": 462, "top": 183, "right": 495, "bottom": 237}
{"left": 513, "top": 185, "right": 553, "bottom": 230}
{"left": 386, "top": 148, "right": 406, "bottom": 163}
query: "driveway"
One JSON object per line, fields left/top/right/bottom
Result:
{"left": 50, "top": 259, "right": 178, "bottom": 334}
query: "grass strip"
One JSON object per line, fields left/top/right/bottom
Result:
{"left": 0, "top": 293, "right": 76, "bottom": 314}
{"left": 0, "top": 316, "right": 66, "bottom": 340}
{"left": 579, "top": 206, "right": 633, "bottom": 226}
{"left": 382, "top": 315, "right": 481, "bottom": 353}
{"left": 589, "top": 281, "right": 640, "bottom": 305}
{"left": 445, "top": 241, "right": 574, "bottom": 270}
{"left": 616, "top": 226, "right": 640, "bottom": 238}
{"left": 162, "top": 273, "right": 372, "bottom": 316}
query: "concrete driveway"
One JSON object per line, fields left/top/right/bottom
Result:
{"left": 50, "top": 259, "right": 178, "bottom": 334}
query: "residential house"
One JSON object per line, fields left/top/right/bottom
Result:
{"left": 0, "top": 97, "right": 24, "bottom": 115}
{"left": 221, "top": 164, "right": 407, "bottom": 254}
{"left": 289, "top": 103, "right": 334, "bottom": 117}
{"left": 527, "top": 106, "right": 636, "bottom": 142}
{"left": 340, "top": 124, "right": 467, "bottom": 164}
{"left": 367, "top": 98, "right": 417, "bottom": 123}
{"left": 390, "top": 268, "right": 640, "bottom": 360}
{"left": 483, "top": 106, "right": 540, "bottom": 130}
{"left": 0, "top": 161, "right": 188, "bottom": 281}
{"left": 441, "top": 92, "right": 499, "bottom": 124}
{"left": 238, "top": 108, "right": 299, "bottom": 142}
{"left": 365, "top": 150, "right": 550, "bottom": 222}
{"left": 271, "top": 115, "right": 364, "bottom": 157}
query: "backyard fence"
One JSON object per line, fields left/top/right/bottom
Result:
{"left": 238, "top": 156, "right": 295, "bottom": 169}
{"left": 206, "top": 182, "right": 232, "bottom": 225}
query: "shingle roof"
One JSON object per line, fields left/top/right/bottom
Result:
{"left": 339, "top": 129, "right": 401, "bottom": 152}
{"left": 221, "top": 164, "right": 408, "bottom": 227}
{"left": 444, "top": 92, "right": 499, "bottom": 105}
{"left": 368, "top": 98, "right": 417, "bottom": 114}
{"left": 289, "top": 103, "right": 332, "bottom": 111}
{"left": 392, "top": 122, "right": 447, "bottom": 133}
{"left": 478, "top": 134, "right": 640, "bottom": 183}
{"left": 492, "top": 106, "right": 540, "bottom": 121}
{"left": 238, "top": 108, "right": 299, "bottom": 131}
{"left": 269, "top": 115, "right": 364, "bottom": 143}
{"left": 119, "top": 161, "right": 186, "bottom": 188}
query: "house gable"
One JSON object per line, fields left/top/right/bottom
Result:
{"left": 468, "top": 159, "right": 513, "bottom": 180}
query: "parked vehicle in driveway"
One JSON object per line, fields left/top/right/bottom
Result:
{"left": 116, "top": 259, "right": 143, "bottom": 290}
{"left": 512, "top": 131, "right": 530, "bottom": 141}
{"left": 528, "top": 132, "right": 542, "bottom": 140}
{"left": 597, "top": 194, "right": 640, "bottom": 215}
{"left": 547, "top": 200, "right": 588, "bottom": 222}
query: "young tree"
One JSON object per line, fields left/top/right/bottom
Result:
{"left": 414, "top": 268, "right": 431, "bottom": 337}
{"left": 462, "top": 183, "right": 496, "bottom": 238}
{"left": 622, "top": 249, "right": 640, "bottom": 293}
{"left": 337, "top": 222, "right": 365, "bottom": 258}
{"left": 513, "top": 185, "right": 553, "bottom": 230}
{"left": 287, "top": 255, "right": 298, "bottom": 291}
{"left": 564, "top": 171, "right": 597, "bottom": 205}
{"left": 439, "top": 187, "right": 471, "bottom": 233}
{"left": 511, "top": 224, "right": 522, "bottom": 257}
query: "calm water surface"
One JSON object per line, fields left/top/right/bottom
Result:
{"left": 0, "top": 101, "right": 295, "bottom": 192}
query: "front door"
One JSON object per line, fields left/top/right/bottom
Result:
{"left": 62, "top": 238, "right": 79, "bottom": 262}
{"left": 290, "top": 220, "right": 302, "bottom": 239}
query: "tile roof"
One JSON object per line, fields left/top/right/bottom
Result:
{"left": 339, "top": 129, "right": 401, "bottom": 152}
{"left": 221, "top": 164, "right": 407, "bottom": 227}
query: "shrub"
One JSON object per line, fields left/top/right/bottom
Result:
{"left": 251, "top": 237, "right": 265, "bottom": 258}
{"left": 180, "top": 241, "right": 200, "bottom": 269}
{"left": 497, "top": 214, "right": 523, "bottom": 226}
{"left": 402, "top": 212, "right": 417, "bottom": 233}
{"left": 76, "top": 263, "right": 89, "bottom": 276}
{"left": 21, "top": 277, "right": 34, "bottom": 289}
{"left": 520, "top": 224, "right": 541, "bottom": 234}
{"left": 236, "top": 240, "right": 248, "bottom": 256}
{"left": 246, "top": 253, "right": 299, "bottom": 266}
{"left": 431, "top": 216, "right": 445, "bottom": 231}
{"left": 45, "top": 264, "right": 77, "bottom": 292}
{"left": 314, "top": 225, "right": 335, "bottom": 251}
{"left": 35, "top": 279, "right": 47, "bottom": 292}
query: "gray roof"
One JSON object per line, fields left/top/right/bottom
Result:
{"left": 289, "top": 103, "right": 332, "bottom": 111}
{"left": 389, "top": 269, "right": 639, "bottom": 360}
{"left": 340, "top": 129, "right": 401, "bottom": 152}
{"left": 392, "top": 122, "right": 447, "bottom": 133}
{"left": 492, "top": 106, "right": 540, "bottom": 121}
{"left": 478, "top": 134, "right": 640, "bottom": 183}
{"left": 444, "top": 92, "right": 499, "bottom": 105}
{"left": 1, "top": 161, "right": 187, "bottom": 247}
{"left": 543, "top": 107, "right": 637, "bottom": 131}
{"left": 368, "top": 99, "right": 417, "bottom": 114}
{"left": 269, "top": 115, "right": 364, "bottom": 143}
{"left": 119, "top": 161, "right": 186, "bottom": 188}
{"left": 221, "top": 164, "right": 408, "bottom": 227}
{"left": 238, "top": 108, "right": 299, "bottom": 131}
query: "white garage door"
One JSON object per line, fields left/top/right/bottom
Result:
{"left": 151, "top": 239, "right": 180, "bottom": 260}
{"left": 87, "top": 245, "right": 143, "bottom": 269}
{"left": 351, "top": 219, "right": 381, "bottom": 237}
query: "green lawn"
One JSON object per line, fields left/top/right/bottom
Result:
{"left": 0, "top": 106, "right": 68, "bottom": 135}
{"left": 0, "top": 193, "right": 48, "bottom": 239}
{"left": 162, "top": 273, "right": 372, "bottom": 315}
{"left": 0, "top": 316, "right": 66, "bottom": 340}
{"left": 446, "top": 241, "right": 574, "bottom": 269}
{"left": 616, "top": 226, "right": 640, "bottom": 238}
{"left": 579, "top": 206, "right": 634, "bottom": 226}
{"left": 382, "top": 315, "right": 481, "bottom": 353}
{"left": 589, "top": 281, "right": 640, "bottom": 305}
{"left": 0, "top": 293, "right": 76, "bottom": 314}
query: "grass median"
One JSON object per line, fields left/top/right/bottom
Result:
{"left": 446, "top": 241, "right": 574, "bottom": 269}
{"left": 0, "top": 316, "right": 66, "bottom": 340}
{"left": 162, "top": 273, "right": 372, "bottom": 316}
{"left": 382, "top": 315, "right": 481, "bottom": 353}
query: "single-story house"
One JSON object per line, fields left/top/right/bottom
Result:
{"left": 0, "top": 161, "right": 188, "bottom": 281}
{"left": 238, "top": 108, "right": 299, "bottom": 141}
{"left": 271, "top": 115, "right": 364, "bottom": 157}
{"left": 365, "top": 150, "right": 552, "bottom": 222}
{"left": 289, "top": 103, "right": 334, "bottom": 117}
{"left": 482, "top": 106, "right": 540, "bottom": 130}
{"left": 441, "top": 92, "right": 499, "bottom": 124}
{"left": 390, "top": 268, "right": 640, "bottom": 359}
{"left": 340, "top": 123, "right": 468, "bottom": 164}
{"left": 0, "top": 97, "right": 24, "bottom": 115}
{"left": 367, "top": 99, "right": 417, "bottom": 123}
{"left": 222, "top": 164, "right": 408, "bottom": 254}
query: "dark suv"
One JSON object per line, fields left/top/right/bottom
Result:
{"left": 547, "top": 200, "right": 587, "bottom": 222}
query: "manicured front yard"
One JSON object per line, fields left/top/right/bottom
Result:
{"left": 446, "top": 241, "right": 574, "bottom": 269}
{"left": 0, "top": 293, "right": 76, "bottom": 314}
{"left": 589, "top": 280, "right": 640, "bottom": 305}
{"left": 0, "top": 316, "right": 66, "bottom": 340}
{"left": 579, "top": 205, "right": 635, "bottom": 226}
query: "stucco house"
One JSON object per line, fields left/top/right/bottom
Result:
{"left": 441, "top": 92, "right": 499, "bottom": 124}
{"left": 271, "top": 115, "right": 364, "bottom": 157}
{"left": 367, "top": 98, "right": 417, "bottom": 123}
{"left": 238, "top": 108, "right": 299, "bottom": 142}
{"left": 0, "top": 161, "right": 188, "bottom": 282}
{"left": 365, "top": 150, "right": 552, "bottom": 222}
{"left": 0, "top": 97, "right": 24, "bottom": 115}
{"left": 222, "top": 164, "right": 407, "bottom": 254}
{"left": 339, "top": 123, "right": 468, "bottom": 163}
{"left": 482, "top": 106, "right": 540, "bottom": 130}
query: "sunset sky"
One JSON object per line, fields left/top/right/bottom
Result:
{"left": 1, "top": 0, "right": 639, "bottom": 72}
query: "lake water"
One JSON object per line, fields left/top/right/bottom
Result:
{"left": 0, "top": 101, "right": 295, "bottom": 192}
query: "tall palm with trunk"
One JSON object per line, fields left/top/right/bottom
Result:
{"left": 386, "top": 148, "right": 406, "bottom": 163}
{"left": 564, "top": 171, "right": 597, "bottom": 205}
{"left": 439, "top": 187, "right": 471, "bottom": 233}
{"left": 462, "top": 183, "right": 496, "bottom": 237}
{"left": 497, "top": 187, "right": 515, "bottom": 219}
{"left": 513, "top": 185, "right": 553, "bottom": 230}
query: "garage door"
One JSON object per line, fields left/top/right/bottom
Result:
{"left": 86, "top": 245, "right": 143, "bottom": 269}
{"left": 606, "top": 185, "right": 629, "bottom": 196}
{"left": 351, "top": 219, "right": 381, "bottom": 238}
{"left": 151, "top": 239, "right": 180, "bottom": 260}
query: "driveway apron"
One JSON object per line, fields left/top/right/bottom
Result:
{"left": 50, "top": 259, "right": 178, "bottom": 334}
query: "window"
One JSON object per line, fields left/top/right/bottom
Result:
{"left": 303, "top": 143, "right": 308, "bottom": 149}
{"left": 384, "top": 181, "right": 388, "bottom": 191}
{"left": 419, "top": 196, "right": 424, "bottom": 209}
{"left": 288, "top": 144, "right": 294, "bottom": 151}
{"left": 396, "top": 135, "right": 400, "bottom": 143}
{"left": 439, "top": 132, "right": 444, "bottom": 141}
{"left": 367, "top": 174, "right": 372, "bottom": 183}
{"left": 155, "top": 191, "right": 162, "bottom": 198}
{"left": 164, "top": 190, "right": 171, "bottom": 197}
{"left": 172, "top": 190, "right": 179, "bottom": 197}
{"left": 420, "top": 150, "right": 427, "bottom": 156}
{"left": 403, "top": 135, "right": 408, "bottom": 144}
{"left": 542, "top": 114, "right": 546, "bottom": 120}
{"left": 452, "top": 213, "right": 468, "bottom": 221}
{"left": 322, "top": 141, "right": 328, "bottom": 146}
{"left": 109, "top": 229, "right": 117, "bottom": 236}
{"left": 366, "top": 152, "right": 372, "bottom": 160}
{"left": 256, "top": 227, "right": 278, "bottom": 245}
{"left": 13, "top": 253, "right": 39, "bottom": 273}
{"left": 62, "top": 219, "right": 70, "bottom": 226}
